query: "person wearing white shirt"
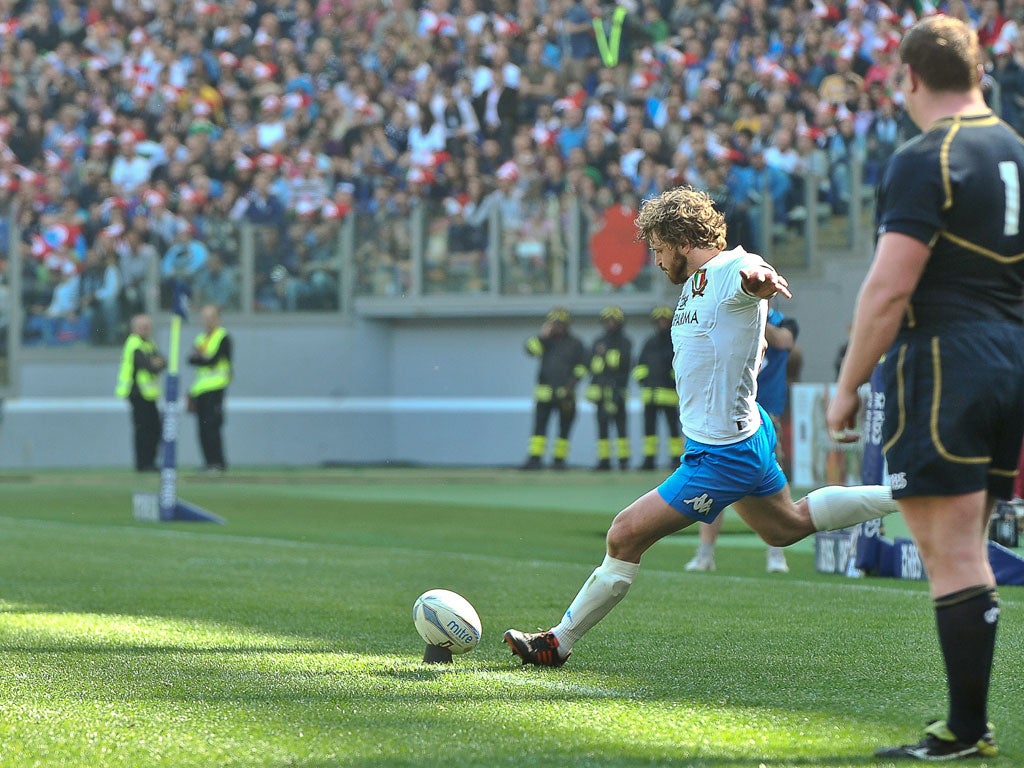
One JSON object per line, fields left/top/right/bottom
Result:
{"left": 109, "top": 138, "right": 151, "bottom": 195}
{"left": 503, "top": 185, "right": 897, "bottom": 669}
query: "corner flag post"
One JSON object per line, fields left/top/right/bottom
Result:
{"left": 151, "top": 282, "right": 225, "bottom": 524}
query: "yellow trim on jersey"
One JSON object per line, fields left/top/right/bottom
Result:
{"left": 939, "top": 123, "right": 958, "bottom": 212}
{"left": 928, "top": 336, "right": 989, "bottom": 465}
{"left": 931, "top": 114, "right": 1002, "bottom": 129}
{"left": 939, "top": 230, "right": 1024, "bottom": 263}
{"left": 881, "top": 344, "right": 907, "bottom": 456}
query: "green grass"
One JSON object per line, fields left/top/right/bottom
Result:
{"left": 0, "top": 467, "right": 1020, "bottom": 767}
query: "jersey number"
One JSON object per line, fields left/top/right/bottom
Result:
{"left": 999, "top": 161, "right": 1020, "bottom": 236}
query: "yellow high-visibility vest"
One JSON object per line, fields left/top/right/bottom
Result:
{"left": 189, "top": 327, "right": 231, "bottom": 396}
{"left": 116, "top": 334, "right": 160, "bottom": 401}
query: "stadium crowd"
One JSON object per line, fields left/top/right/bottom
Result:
{"left": 3, "top": 0, "right": 1024, "bottom": 345}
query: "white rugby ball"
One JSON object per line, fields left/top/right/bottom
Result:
{"left": 412, "top": 589, "right": 482, "bottom": 654}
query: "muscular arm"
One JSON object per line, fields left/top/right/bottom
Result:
{"left": 828, "top": 231, "right": 929, "bottom": 433}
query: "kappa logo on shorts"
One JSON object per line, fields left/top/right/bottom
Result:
{"left": 684, "top": 493, "right": 714, "bottom": 516}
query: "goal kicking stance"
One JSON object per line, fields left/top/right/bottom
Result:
{"left": 504, "top": 186, "right": 896, "bottom": 668}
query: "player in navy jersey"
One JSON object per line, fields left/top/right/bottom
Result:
{"left": 504, "top": 185, "right": 898, "bottom": 675}
{"left": 829, "top": 15, "right": 1024, "bottom": 761}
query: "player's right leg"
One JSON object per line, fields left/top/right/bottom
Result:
{"left": 504, "top": 488, "right": 694, "bottom": 667}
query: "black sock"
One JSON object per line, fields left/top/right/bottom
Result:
{"left": 934, "top": 585, "right": 999, "bottom": 743}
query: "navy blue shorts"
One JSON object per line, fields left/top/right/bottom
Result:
{"left": 881, "top": 322, "right": 1024, "bottom": 499}
{"left": 657, "top": 405, "right": 787, "bottom": 522}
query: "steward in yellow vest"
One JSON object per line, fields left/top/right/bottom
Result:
{"left": 188, "top": 304, "right": 232, "bottom": 473}
{"left": 116, "top": 313, "right": 166, "bottom": 471}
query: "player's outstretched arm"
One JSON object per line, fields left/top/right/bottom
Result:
{"left": 739, "top": 266, "right": 792, "bottom": 300}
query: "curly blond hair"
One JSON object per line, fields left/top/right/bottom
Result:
{"left": 634, "top": 186, "right": 727, "bottom": 251}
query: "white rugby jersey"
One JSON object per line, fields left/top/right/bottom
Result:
{"left": 670, "top": 246, "right": 769, "bottom": 445}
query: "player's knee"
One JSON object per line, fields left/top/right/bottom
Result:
{"left": 761, "top": 516, "right": 812, "bottom": 547}
{"left": 760, "top": 528, "right": 798, "bottom": 547}
{"left": 605, "top": 515, "right": 641, "bottom": 560}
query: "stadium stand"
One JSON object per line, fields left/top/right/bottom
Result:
{"left": 0, "top": 0, "right": 1021, "bottom": 352}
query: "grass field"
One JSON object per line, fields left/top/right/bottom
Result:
{"left": 0, "top": 467, "right": 1021, "bottom": 767}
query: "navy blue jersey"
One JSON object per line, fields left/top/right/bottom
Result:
{"left": 876, "top": 112, "right": 1024, "bottom": 327}
{"left": 756, "top": 308, "right": 798, "bottom": 418}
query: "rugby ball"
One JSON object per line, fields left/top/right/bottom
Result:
{"left": 412, "top": 589, "right": 482, "bottom": 654}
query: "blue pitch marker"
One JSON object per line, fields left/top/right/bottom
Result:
{"left": 134, "top": 284, "right": 225, "bottom": 525}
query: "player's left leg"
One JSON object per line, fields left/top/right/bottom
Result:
{"left": 733, "top": 483, "right": 896, "bottom": 546}
{"left": 876, "top": 492, "right": 1000, "bottom": 758}
{"left": 731, "top": 409, "right": 896, "bottom": 545}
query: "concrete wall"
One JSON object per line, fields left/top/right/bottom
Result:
{"left": 0, "top": 255, "right": 872, "bottom": 469}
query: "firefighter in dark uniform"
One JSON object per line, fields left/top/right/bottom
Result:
{"left": 587, "top": 305, "right": 633, "bottom": 470}
{"left": 632, "top": 306, "right": 681, "bottom": 470}
{"left": 522, "top": 307, "right": 588, "bottom": 470}
{"left": 115, "top": 313, "right": 166, "bottom": 472}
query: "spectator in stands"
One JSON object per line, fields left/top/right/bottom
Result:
{"left": 118, "top": 226, "right": 159, "bottom": 319}
{"left": 160, "top": 223, "right": 209, "bottom": 303}
{"left": 0, "top": 0, "right": 951, "bottom": 322}
{"left": 473, "top": 64, "right": 519, "bottom": 156}
{"left": 864, "top": 97, "right": 900, "bottom": 187}
{"left": 24, "top": 260, "right": 82, "bottom": 345}
{"left": 200, "top": 191, "right": 241, "bottom": 262}
{"left": 192, "top": 252, "right": 239, "bottom": 312}
{"left": 826, "top": 109, "right": 867, "bottom": 216}
{"left": 230, "top": 170, "right": 286, "bottom": 230}
{"left": 562, "top": 0, "right": 602, "bottom": 86}
{"left": 43, "top": 105, "right": 87, "bottom": 168}
{"left": 989, "top": 39, "right": 1024, "bottom": 133}
{"left": 555, "top": 105, "right": 589, "bottom": 160}
{"left": 78, "top": 243, "right": 122, "bottom": 346}
{"left": 109, "top": 133, "right": 152, "bottom": 195}
{"left": 762, "top": 128, "right": 801, "bottom": 227}
{"left": 519, "top": 36, "right": 558, "bottom": 122}
{"left": 818, "top": 50, "right": 865, "bottom": 107}
{"left": 282, "top": 218, "right": 341, "bottom": 311}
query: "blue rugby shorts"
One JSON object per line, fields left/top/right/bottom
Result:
{"left": 657, "top": 405, "right": 787, "bottom": 521}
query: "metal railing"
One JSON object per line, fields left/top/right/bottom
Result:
{"left": 1, "top": 160, "right": 876, "bottom": 394}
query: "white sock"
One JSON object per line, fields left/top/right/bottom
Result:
{"left": 807, "top": 485, "right": 896, "bottom": 531}
{"left": 696, "top": 542, "right": 715, "bottom": 559}
{"left": 551, "top": 554, "right": 639, "bottom": 655}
